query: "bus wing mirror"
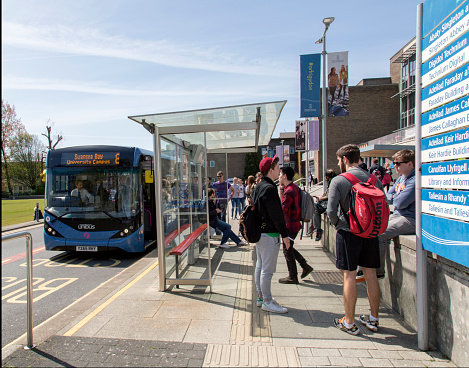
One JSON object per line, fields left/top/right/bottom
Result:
{"left": 41, "top": 169, "right": 46, "bottom": 182}
{"left": 145, "top": 170, "right": 154, "bottom": 183}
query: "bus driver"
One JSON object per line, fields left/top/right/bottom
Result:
{"left": 71, "top": 180, "right": 93, "bottom": 205}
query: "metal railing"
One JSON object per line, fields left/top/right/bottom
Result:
{"left": 2, "top": 231, "right": 35, "bottom": 349}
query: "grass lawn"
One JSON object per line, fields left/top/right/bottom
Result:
{"left": 2, "top": 198, "right": 45, "bottom": 227}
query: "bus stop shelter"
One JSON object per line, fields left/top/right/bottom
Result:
{"left": 129, "top": 101, "right": 286, "bottom": 291}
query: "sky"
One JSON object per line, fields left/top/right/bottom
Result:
{"left": 2, "top": 0, "right": 422, "bottom": 152}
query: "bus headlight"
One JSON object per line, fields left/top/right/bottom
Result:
{"left": 44, "top": 223, "right": 64, "bottom": 238}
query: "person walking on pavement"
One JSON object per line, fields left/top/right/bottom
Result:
{"left": 278, "top": 166, "right": 313, "bottom": 284}
{"left": 207, "top": 189, "right": 247, "bottom": 249}
{"left": 327, "top": 144, "right": 383, "bottom": 335}
{"left": 252, "top": 155, "right": 291, "bottom": 314}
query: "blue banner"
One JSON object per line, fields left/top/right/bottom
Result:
{"left": 423, "top": 0, "right": 467, "bottom": 37}
{"left": 422, "top": 214, "right": 469, "bottom": 267}
{"left": 300, "top": 54, "right": 321, "bottom": 118}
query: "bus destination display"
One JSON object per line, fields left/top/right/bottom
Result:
{"left": 61, "top": 152, "right": 121, "bottom": 166}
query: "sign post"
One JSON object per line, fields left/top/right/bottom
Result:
{"left": 418, "top": 0, "right": 469, "bottom": 349}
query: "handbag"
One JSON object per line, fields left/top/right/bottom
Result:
{"left": 315, "top": 200, "right": 328, "bottom": 215}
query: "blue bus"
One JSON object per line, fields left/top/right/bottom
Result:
{"left": 44, "top": 146, "right": 157, "bottom": 252}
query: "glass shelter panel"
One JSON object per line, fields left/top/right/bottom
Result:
{"left": 161, "top": 134, "right": 209, "bottom": 281}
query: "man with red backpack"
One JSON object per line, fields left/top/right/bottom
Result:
{"left": 327, "top": 144, "right": 385, "bottom": 335}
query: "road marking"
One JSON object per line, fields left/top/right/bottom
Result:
{"left": 2, "top": 246, "right": 46, "bottom": 266}
{"left": 1, "top": 224, "right": 43, "bottom": 236}
{"left": 63, "top": 257, "right": 159, "bottom": 336}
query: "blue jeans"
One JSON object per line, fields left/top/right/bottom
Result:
{"left": 255, "top": 234, "right": 281, "bottom": 303}
{"left": 231, "top": 198, "right": 240, "bottom": 218}
{"left": 216, "top": 219, "right": 242, "bottom": 246}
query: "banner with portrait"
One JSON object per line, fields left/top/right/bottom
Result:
{"left": 284, "top": 145, "right": 290, "bottom": 163}
{"left": 295, "top": 120, "right": 306, "bottom": 151}
{"left": 276, "top": 146, "right": 283, "bottom": 164}
{"left": 327, "top": 51, "right": 349, "bottom": 117}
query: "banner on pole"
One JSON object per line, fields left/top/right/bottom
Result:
{"left": 284, "top": 145, "right": 290, "bottom": 163}
{"left": 276, "top": 146, "right": 283, "bottom": 164}
{"left": 309, "top": 119, "right": 320, "bottom": 151}
{"left": 300, "top": 54, "right": 321, "bottom": 118}
{"left": 295, "top": 120, "right": 306, "bottom": 151}
{"left": 327, "top": 51, "right": 349, "bottom": 117}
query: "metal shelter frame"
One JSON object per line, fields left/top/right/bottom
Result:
{"left": 129, "top": 101, "right": 287, "bottom": 291}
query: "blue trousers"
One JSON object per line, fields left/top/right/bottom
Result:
{"left": 216, "top": 219, "right": 242, "bottom": 246}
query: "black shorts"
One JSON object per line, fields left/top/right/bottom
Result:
{"left": 336, "top": 230, "right": 380, "bottom": 271}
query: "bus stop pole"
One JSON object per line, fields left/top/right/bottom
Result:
{"left": 154, "top": 126, "right": 166, "bottom": 292}
{"left": 415, "top": 2, "right": 428, "bottom": 351}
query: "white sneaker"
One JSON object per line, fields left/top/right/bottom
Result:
{"left": 218, "top": 244, "right": 229, "bottom": 249}
{"left": 237, "top": 241, "right": 248, "bottom": 246}
{"left": 261, "top": 299, "right": 288, "bottom": 314}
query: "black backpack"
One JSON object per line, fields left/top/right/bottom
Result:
{"left": 239, "top": 196, "right": 264, "bottom": 244}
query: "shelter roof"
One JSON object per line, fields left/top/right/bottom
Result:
{"left": 128, "top": 101, "right": 287, "bottom": 152}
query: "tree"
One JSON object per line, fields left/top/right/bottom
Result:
{"left": 42, "top": 120, "right": 63, "bottom": 149}
{"left": 9, "top": 132, "right": 46, "bottom": 192}
{"left": 2, "top": 100, "right": 26, "bottom": 195}
{"left": 244, "top": 152, "right": 261, "bottom": 179}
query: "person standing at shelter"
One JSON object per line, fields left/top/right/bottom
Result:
{"left": 252, "top": 155, "right": 291, "bottom": 314}
{"left": 211, "top": 171, "right": 234, "bottom": 222}
{"left": 245, "top": 175, "right": 255, "bottom": 200}
{"left": 255, "top": 172, "right": 262, "bottom": 184}
{"left": 327, "top": 144, "right": 383, "bottom": 335}
{"left": 358, "top": 157, "right": 367, "bottom": 171}
{"left": 231, "top": 177, "right": 240, "bottom": 219}
{"left": 238, "top": 178, "right": 246, "bottom": 212}
{"left": 278, "top": 166, "right": 313, "bottom": 284}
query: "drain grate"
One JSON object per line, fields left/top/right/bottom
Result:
{"left": 310, "top": 271, "right": 343, "bottom": 284}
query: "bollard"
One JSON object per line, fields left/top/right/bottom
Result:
{"left": 35, "top": 203, "right": 40, "bottom": 222}
{"left": 2, "top": 231, "right": 35, "bottom": 349}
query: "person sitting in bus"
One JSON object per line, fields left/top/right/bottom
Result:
{"left": 71, "top": 180, "right": 93, "bottom": 205}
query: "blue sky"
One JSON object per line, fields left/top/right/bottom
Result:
{"left": 2, "top": 0, "right": 422, "bottom": 151}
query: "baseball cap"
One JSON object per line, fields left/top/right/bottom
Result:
{"left": 259, "top": 154, "right": 277, "bottom": 172}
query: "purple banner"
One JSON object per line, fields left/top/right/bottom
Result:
{"left": 309, "top": 119, "right": 320, "bottom": 151}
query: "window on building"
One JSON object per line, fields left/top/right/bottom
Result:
{"left": 290, "top": 147, "right": 295, "bottom": 154}
{"left": 210, "top": 161, "right": 215, "bottom": 167}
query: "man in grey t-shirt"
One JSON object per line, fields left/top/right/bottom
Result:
{"left": 327, "top": 144, "right": 383, "bottom": 336}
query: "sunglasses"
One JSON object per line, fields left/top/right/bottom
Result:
{"left": 393, "top": 161, "right": 409, "bottom": 166}
{"left": 217, "top": 175, "right": 222, "bottom": 177}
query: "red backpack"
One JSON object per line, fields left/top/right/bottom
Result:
{"left": 340, "top": 172, "right": 390, "bottom": 238}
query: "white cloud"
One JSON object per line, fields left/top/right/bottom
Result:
{"left": 2, "top": 21, "right": 295, "bottom": 77}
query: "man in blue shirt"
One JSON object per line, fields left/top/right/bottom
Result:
{"left": 373, "top": 149, "right": 415, "bottom": 280}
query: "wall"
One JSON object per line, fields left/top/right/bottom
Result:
{"left": 322, "top": 218, "right": 469, "bottom": 366}
{"left": 207, "top": 152, "right": 247, "bottom": 180}
{"left": 315, "top": 84, "right": 400, "bottom": 179}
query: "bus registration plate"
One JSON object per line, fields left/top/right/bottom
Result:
{"left": 76, "top": 246, "right": 98, "bottom": 252}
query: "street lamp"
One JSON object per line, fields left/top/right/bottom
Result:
{"left": 316, "top": 16, "right": 334, "bottom": 193}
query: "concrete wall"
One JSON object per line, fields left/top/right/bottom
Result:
{"left": 321, "top": 217, "right": 469, "bottom": 367}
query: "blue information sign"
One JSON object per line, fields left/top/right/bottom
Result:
{"left": 300, "top": 54, "right": 321, "bottom": 118}
{"left": 422, "top": 160, "right": 469, "bottom": 189}
{"left": 422, "top": 214, "right": 469, "bottom": 268}
{"left": 422, "top": 95, "right": 469, "bottom": 137}
{"left": 422, "top": 0, "right": 469, "bottom": 268}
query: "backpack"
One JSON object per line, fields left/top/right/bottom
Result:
{"left": 372, "top": 168, "right": 382, "bottom": 181}
{"left": 340, "top": 172, "right": 390, "bottom": 238}
{"left": 239, "top": 197, "right": 263, "bottom": 243}
{"left": 299, "top": 188, "right": 315, "bottom": 222}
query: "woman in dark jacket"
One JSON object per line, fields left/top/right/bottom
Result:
{"left": 208, "top": 188, "right": 247, "bottom": 249}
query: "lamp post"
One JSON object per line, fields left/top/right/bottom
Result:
{"left": 316, "top": 17, "right": 334, "bottom": 193}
